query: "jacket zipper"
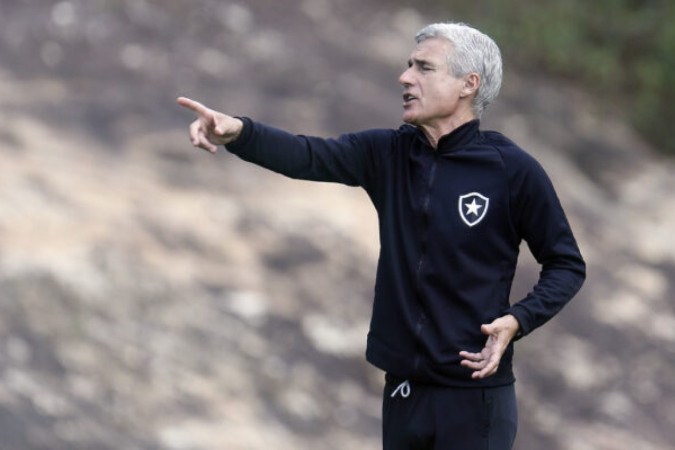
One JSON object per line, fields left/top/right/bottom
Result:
{"left": 413, "top": 152, "right": 438, "bottom": 372}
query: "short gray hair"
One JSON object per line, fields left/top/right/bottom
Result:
{"left": 415, "top": 22, "right": 502, "bottom": 118}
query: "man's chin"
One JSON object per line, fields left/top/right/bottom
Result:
{"left": 402, "top": 114, "right": 419, "bottom": 125}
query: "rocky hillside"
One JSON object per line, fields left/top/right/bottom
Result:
{"left": 0, "top": 1, "right": 673, "bottom": 449}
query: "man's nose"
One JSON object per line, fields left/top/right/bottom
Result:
{"left": 399, "top": 67, "right": 413, "bottom": 86}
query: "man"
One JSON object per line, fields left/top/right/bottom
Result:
{"left": 178, "top": 22, "right": 585, "bottom": 450}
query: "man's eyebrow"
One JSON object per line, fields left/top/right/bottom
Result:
{"left": 408, "top": 57, "right": 434, "bottom": 68}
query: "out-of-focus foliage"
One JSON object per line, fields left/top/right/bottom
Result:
{"left": 445, "top": 0, "right": 675, "bottom": 155}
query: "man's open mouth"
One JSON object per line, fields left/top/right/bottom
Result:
{"left": 403, "top": 93, "right": 417, "bottom": 104}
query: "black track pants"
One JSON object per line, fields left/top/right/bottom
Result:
{"left": 382, "top": 376, "right": 517, "bottom": 450}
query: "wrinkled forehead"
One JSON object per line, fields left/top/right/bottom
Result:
{"left": 409, "top": 37, "right": 453, "bottom": 64}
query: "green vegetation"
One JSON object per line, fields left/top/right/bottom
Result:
{"left": 446, "top": 0, "right": 675, "bottom": 155}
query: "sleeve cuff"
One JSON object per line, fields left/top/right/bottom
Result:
{"left": 225, "top": 116, "right": 254, "bottom": 153}
{"left": 505, "top": 307, "right": 529, "bottom": 341}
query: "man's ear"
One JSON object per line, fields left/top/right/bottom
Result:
{"left": 460, "top": 73, "right": 480, "bottom": 98}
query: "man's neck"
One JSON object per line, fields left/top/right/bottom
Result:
{"left": 420, "top": 112, "right": 477, "bottom": 149}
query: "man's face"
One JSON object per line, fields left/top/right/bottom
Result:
{"left": 399, "top": 38, "right": 470, "bottom": 128}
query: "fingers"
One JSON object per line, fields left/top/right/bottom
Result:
{"left": 176, "top": 96, "right": 211, "bottom": 117}
{"left": 188, "top": 119, "right": 218, "bottom": 153}
{"left": 459, "top": 350, "right": 489, "bottom": 372}
{"left": 196, "top": 132, "right": 219, "bottom": 153}
{"left": 188, "top": 120, "right": 201, "bottom": 145}
{"left": 459, "top": 350, "right": 482, "bottom": 361}
{"left": 460, "top": 351, "right": 499, "bottom": 379}
{"left": 459, "top": 317, "right": 520, "bottom": 380}
{"left": 178, "top": 97, "right": 243, "bottom": 151}
{"left": 459, "top": 351, "right": 488, "bottom": 369}
{"left": 473, "top": 354, "right": 500, "bottom": 379}
{"left": 460, "top": 334, "right": 502, "bottom": 379}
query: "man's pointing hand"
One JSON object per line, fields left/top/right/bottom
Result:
{"left": 176, "top": 97, "right": 243, "bottom": 153}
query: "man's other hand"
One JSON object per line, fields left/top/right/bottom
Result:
{"left": 459, "top": 314, "right": 520, "bottom": 379}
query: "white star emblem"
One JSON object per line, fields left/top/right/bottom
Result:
{"left": 464, "top": 199, "right": 483, "bottom": 216}
{"left": 458, "top": 192, "right": 489, "bottom": 227}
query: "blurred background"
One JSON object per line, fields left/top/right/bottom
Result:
{"left": 0, "top": 0, "right": 674, "bottom": 449}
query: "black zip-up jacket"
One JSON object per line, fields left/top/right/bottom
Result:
{"left": 226, "top": 118, "right": 586, "bottom": 387}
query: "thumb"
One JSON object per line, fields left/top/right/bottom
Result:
{"left": 211, "top": 114, "right": 229, "bottom": 136}
{"left": 481, "top": 322, "right": 497, "bottom": 336}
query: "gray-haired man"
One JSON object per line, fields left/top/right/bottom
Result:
{"left": 178, "top": 22, "right": 585, "bottom": 449}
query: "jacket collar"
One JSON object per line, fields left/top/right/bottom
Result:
{"left": 416, "top": 119, "right": 480, "bottom": 153}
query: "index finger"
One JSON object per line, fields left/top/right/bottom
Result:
{"left": 176, "top": 96, "right": 211, "bottom": 116}
{"left": 473, "top": 354, "right": 500, "bottom": 378}
{"left": 459, "top": 351, "right": 482, "bottom": 361}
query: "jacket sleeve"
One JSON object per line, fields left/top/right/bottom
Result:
{"left": 505, "top": 154, "right": 586, "bottom": 338}
{"left": 224, "top": 117, "right": 384, "bottom": 191}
